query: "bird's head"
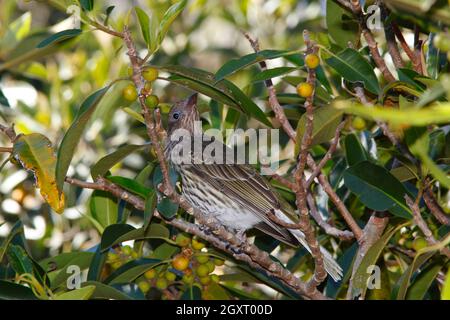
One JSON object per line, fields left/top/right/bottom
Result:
{"left": 167, "top": 93, "right": 200, "bottom": 136}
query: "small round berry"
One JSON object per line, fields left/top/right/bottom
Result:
{"left": 211, "top": 274, "right": 220, "bottom": 283}
{"left": 305, "top": 53, "right": 320, "bottom": 69}
{"left": 213, "top": 258, "right": 224, "bottom": 266}
{"left": 165, "top": 271, "right": 176, "bottom": 282}
{"left": 145, "top": 95, "right": 159, "bottom": 109}
{"left": 433, "top": 33, "right": 450, "bottom": 52}
{"left": 175, "top": 233, "right": 191, "bottom": 247}
{"left": 206, "top": 261, "right": 215, "bottom": 273}
{"left": 111, "top": 261, "right": 122, "bottom": 270}
{"left": 191, "top": 238, "right": 205, "bottom": 250}
{"left": 107, "top": 252, "right": 119, "bottom": 262}
{"left": 412, "top": 237, "right": 428, "bottom": 251}
{"left": 172, "top": 254, "right": 190, "bottom": 271}
{"left": 131, "top": 251, "right": 138, "bottom": 259}
{"left": 144, "top": 269, "right": 156, "bottom": 279}
{"left": 296, "top": 82, "right": 313, "bottom": 98}
{"left": 143, "top": 81, "right": 153, "bottom": 93}
{"left": 122, "top": 84, "right": 138, "bottom": 101}
{"left": 142, "top": 67, "right": 159, "bottom": 82}
{"left": 195, "top": 254, "right": 209, "bottom": 264}
{"left": 404, "top": 240, "right": 413, "bottom": 249}
{"left": 195, "top": 264, "right": 209, "bottom": 277}
{"left": 121, "top": 245, "right": 132, "bottom": 256}
{"left": 352, "top": 116, "right": 366, "bottom": 130}
{"left": 138, "top": 280, "right": 150, "bottom": 293}
{"left": 198, "top": 275, "right": 211, "bottom": 285}
{"left": 182, "top": 274, "right": 194, "bottom": 284}
{"left": 156, "top": 277, "right": 168, "bottom": 290}
{"left": 127, "top": 66, "right": 133, "bottom": 77}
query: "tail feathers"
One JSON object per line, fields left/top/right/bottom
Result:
{"left": 291, "top": 229, "right": 343, "bottom": 282}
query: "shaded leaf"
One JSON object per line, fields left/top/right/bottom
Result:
{"left": 36, "top": 29, "right": 82, "bottom": 48}
{"left": 344, "top": 161, "right": 412, "bottom": 218}
{"left": 325, "top": 48, "right": 380, "bottom": 94}
{"left": 0, "top": 280, "right": 37, "bottom": 300}
{"left": 79, "top": 0, "right": 94, "bottom": 11}
{"left": 90, "top": 190, "right": 118, "bottom": 229}
{"left": 105, "top": 258, "right": 162, "bottom": 284}
{"left": 344, "top": 133, "right": 368, "bottom": 166}
{"left": 91, "top": 144, "right": 146, "bottom": 179}
{"left": 0, "top": 89, "right": 10, "bottom": 108}
{"left": 326, "top": 0, "right": 359, "bottom": 48}
{"left": 252, "top": 67, "right": 297, "bottom": 83}
{"left": 106, "top": 176, "right": 152, "bottom": 198}
{"left": 13, "top": 133, "right": 65, "bottom": 213}
{"left": 295, "top": 106, "right": 343, "bottom": 153}
{"left": 157, "top": 197, "right": 179, "bottom": 220}
{"left": 215, "top": 50, "right": 296, "bottom": 81}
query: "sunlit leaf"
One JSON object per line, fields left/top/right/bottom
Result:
{"left": 56, "top": 85, "right": 111, "bottom": 192}
{"left": 55, "top": 285, "right": 96, "bottom": 300}
{"left": 13, "top": 133, "right": 65, "bottom": 213}
{"left": 157, "top": 0, "right": 187, "bottom": 45}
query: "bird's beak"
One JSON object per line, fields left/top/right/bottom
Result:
{"left": 186, "top": 93, "right": 198, "bottom": 109}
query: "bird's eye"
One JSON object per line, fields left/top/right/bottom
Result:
{"left": 172, "top": 112, "right": 180, "bottom": 120}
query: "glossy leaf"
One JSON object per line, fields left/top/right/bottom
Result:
{"left": 135, "top": 7, "right": 152, "bottom": 48}
{"left": 344, "top": 161, "right": 412, "bottom": 218}
{"left": 55, "top": 285, "right": 96, "bottom": 300}
{"left": 7, "top": 245, "right": 33, "bottom": 275}
{"left": 91, "top": 144, "right": 146, "bottom": 179}
{"left": 36, "top": 29, "right": 82, "bottom": 48}
{"left": 158, "top": 0, "right": 187, "bottom": 45}
{"left": 106, "top": 176, "right": 152, "bottom": 198}
{"left": 82, "top": 281, "right": 133, "bottom": 300}
{"left": 344, "top": 133, "right": 368, "bottom": 166}
{"left": 105, "top": 258, "right": 162, "bottom": 284}
{"left": 157, "top": 196, "right": 179, "bottom": 220}
{"left": 295, "top": 107, "right": 343, "bottom": 153}
{"left": 90, "top": 190, "right": 118, "bottom": 229}
{"left": 13, "top": 133, "right": 65, "bottom": 213}
{"left": 215, "top": 50, "right": 295, "bottom": 81}
{"left": 101, "top": 223, "right": 170, "bottom": 252}
{"left": 406, "top": 262, "right": 442, "bottom": 300}
{"left": 251, "top": 67, "right": 297, "bottom": 83}
{"left": 56, "top": 86, "right": 111, "bottom": 191}
{"left": 0, "top": 281, "right": 37, "bottom": 300}
{"left": 325, "top": 48, "right": 380, "bottom": 94}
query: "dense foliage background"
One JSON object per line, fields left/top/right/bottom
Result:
{"left": 0, "top": 0, "right": 449, "bottom": 300}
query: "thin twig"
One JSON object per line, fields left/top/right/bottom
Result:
{"left": 350, "top": 0, "right": 395, "bottom": 82}
{"left": 380, "top": 4, "right": 404, "bottom": 69}
{"left": 307, "top": 194, "right": 354, "bottom": 241}
{"left": 391, "top": 21, "right": 422, "bottom": 73}
{"left": 423, "top": 186, "right": 450, "bottom": 226}
{"left": 405, "top": 194, "right": 450, "bottom": 259}
{"left": 305, "top": 121, "right": 346, "bottom": 189}
{"left": 0, "top": 147, "right": 12, "bottom": 153}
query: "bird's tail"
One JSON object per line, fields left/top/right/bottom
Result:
{"left": 290, "top": 229, "right": 343, "bottom": 282}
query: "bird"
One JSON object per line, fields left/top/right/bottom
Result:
{"left": 164, "top": 93, "right": 343, "bottom": 281}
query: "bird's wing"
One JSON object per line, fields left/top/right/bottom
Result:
{"left": 188, "top": 163, "right": 299, "bottom": 246}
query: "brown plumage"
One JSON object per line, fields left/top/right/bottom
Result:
{"left": 165, "top": 93, "right": 342, "bottom": 281}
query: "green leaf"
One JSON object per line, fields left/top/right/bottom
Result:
{"left": 157, "top": 197, "right": 179, "bottom": 220}
{"left": 36, "top": 29, "right": 82, "bottom": 48}
{"left": 106, "top": 176, "right": 152, "bottom": 198}
{"left": 82, "top": 281, "right": 133, "bottom": 300}
{"left": 343, "top": 161, "right": 412, "bottom": 218}
{"left": 344, "top": 133, "right": 368, "bottom": 166}
{"left": 0, "top": 12, "right": 31, "bottom": 54}
{"left": 91, "top": 144, "right": 146, "bottom": 179}
{"left": 101, "top": 223, "right": 171, "bottom": 252}
{"left": 203, "top": 282, "right": 231, "bottom": 300}
{"left": 0, "top": 221, "right": 25, "bottom": 262}
{"left": 55, "top": 285, "right": 96, "bottom": 300}
{"left": 56, "top": 86, "right": 111, "bottom": 192}
{"left": 326, "top": 0, "right": 359, "bottom": 48}
{"left": 135, "top": 7, "right": 152, "bottom": 48}
{"left": 158, "top": 0, "right": 187, "bottom": 45}
{"left": 90, "top": 190, "right": 118, "bottom": 229}
{"left": 87, "top": 245, "right": 107, "bottom": 282}
{"left": 0, "top": 89, "right": 10, "bottom": 107}
{"left": 333, "top": 101, "right": 450, "bottom": 126}
{"left": 251, "top": 67, "right": 297, "bottom": 83}
{"left": 325, "top": 48, "right": 380, "bottom": 94}
{"left": 79, "top": 0, "right": 94, "bottom": 11}
{"left": 6, "top": 245, "right": 33, "bottom": 275}
{"left": 0, "top": 280, "right": 37, "bottom": 300}
{"left": 13, "top": 133, "right": 65, "bottom": 213}
{"left": 442, "top": 268, "right": 450, "bottom": 300}
{"left": 105, "top": 258, "right": 162, "bottom": 284}
{"left": 222, "top": 79, "right": 271, "bottom": 127}
{"left": 180, "top": 285, "right": 202, "bottom": 300}
{"left": 350, "top": 223, "right": 408, "bottom": 299}
{"left": 215, "top": 50, "right": 295, "bottom": 81}
{"left": 100, "top": 224, "right": 136, "bottom": 252}
{"left": 406, "top": 262, "right": 442, "bottom": 300}
{"left": 295, "top": 106, "right": 343, "bottom": 153}
{"left": 144, "top": 191, "right": 157, "bottom": 229}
